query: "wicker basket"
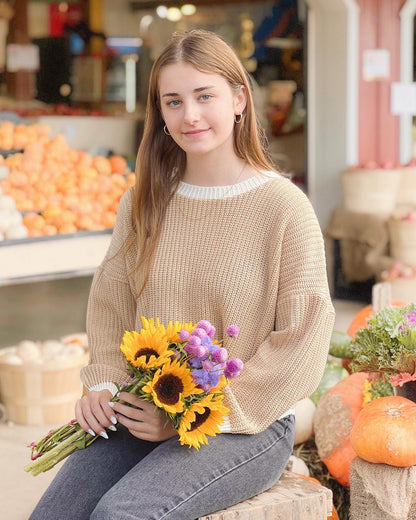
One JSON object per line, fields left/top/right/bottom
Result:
{"left": 388, "top": 277, "right": 416, "bottom": 303}
{"left": 388, "top": 218, "right": 416, "bottom": 266}
{"left": 341, "top": 168, "right": 401, "bottom": 216}
{"left": 397, "top": 166, "right": 416, "bottom": 208}
{"left": 0, "top": 352, "right": 89, "bottom": 425}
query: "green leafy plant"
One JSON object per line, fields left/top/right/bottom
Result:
{"left": 351, "top": 303, "right": 416, "bottom": 386}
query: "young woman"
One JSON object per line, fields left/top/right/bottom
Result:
{"left": 30, "top": 29, "right": 335, "bottom": 520}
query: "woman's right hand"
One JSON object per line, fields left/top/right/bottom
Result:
{"left": 75, "top": 389, "right": 117, "bottom": 439}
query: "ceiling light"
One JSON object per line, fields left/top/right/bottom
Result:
{"left": 156, "top": 6, "right": 168, "bottom": 19}
{"left": 166, "top": 7, "right": 182, "bottom": 22}
{"left": 181, "top": 4, "right": 196, "bottom": 16}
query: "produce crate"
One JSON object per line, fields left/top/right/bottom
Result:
{"left": 0, "top": 351, "right": 89, "bottom": 425}
{"left": 340, "top": 169, "right": 400, "bottom": 216}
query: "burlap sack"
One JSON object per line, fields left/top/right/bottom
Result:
{"left": 324, "top": 207, "right": 393, "bottom": 282}
{"left": 350, "top": 457, "right": 416, "bottom": 520}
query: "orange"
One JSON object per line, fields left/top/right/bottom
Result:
{"left": 101, "top": 211, "right": 117, "bottom": 228}
{"left": 93, "top": 156, "right": 112, "bottom": 175}
{"left": 58, "top": 223, "right": 78, "bottom": 235}
{"left": 109, "top": 155, "right": 127, "bottom": 174}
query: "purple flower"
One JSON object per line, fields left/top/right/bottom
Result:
{"left": 207, "top": 325, "right": 216, "bottom": 338}
{"left": 226, "top": 324, "right": 240, "bottom": 338}
{"left": 188, "top": 356, "right": 203, "bottom": 368}
{"left": 192, "top": 369, "right": 210, "bottom": 388}
{"left": 224, "top": 358, "right": 244, "bottom": 379}
{"left": 202, "top": 359, "right": 214, "bottom": 371}
{"left": 212, "top": 347, "right": 228, "bottom": 364}
{"left": 192, "top": 344, "right": 209, "bottom": 359}
{"left": 197, "top": 320, "right": 212, "bottom": 333}
{"left": 188, "top": 335, "right": 202, "bottom": 347}
{"left": 201, "top": 335, "right": 215, "bottom": 351}
{"left": 192, "top": 327, "right": 207, "bottom": 340}
{"left": 179, "top": 329, "right": 190, "bottom": 341}
{"left": 192, "top": 368, "right": 220, "bottom": 392}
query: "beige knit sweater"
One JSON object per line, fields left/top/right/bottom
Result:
{"left": 81, "top": 173, "right": 335, "bottom": 434}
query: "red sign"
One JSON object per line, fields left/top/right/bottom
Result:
{"left": 49, "top": 3, "right": 83, "bottom": 37}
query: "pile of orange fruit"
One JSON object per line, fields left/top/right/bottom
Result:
{"left": 0, "top": 121, "right": 135, "bottom": 237}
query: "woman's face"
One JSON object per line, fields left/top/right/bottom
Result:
{"left": 159, "top": 62, "right": 246, "bottom": 159}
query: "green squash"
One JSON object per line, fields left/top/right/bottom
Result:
{"left": 310, "top": 360, "right": 349, "bottom": 405}
{"left": 329, "top": 330, "right": 353, "bottom": 359}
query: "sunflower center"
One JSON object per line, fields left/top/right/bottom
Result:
{"left": 154, "top": 374, "right": 184, "bottom": 405}
{"left": 190, "top": 407, "right": 211, "bottom": 431}
{"left": 135, "top": 348, "right": 158, "bottom": 362}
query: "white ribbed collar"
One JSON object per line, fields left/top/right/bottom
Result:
{"left": 176, "top": 171, "right": 280, "bottom": 200}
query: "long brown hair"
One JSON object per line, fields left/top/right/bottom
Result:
{"left": 133, "top": 29, "right": 275, "bottom": 294}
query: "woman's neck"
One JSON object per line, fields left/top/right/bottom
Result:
{"left": 183, "top": 155, "right": 257, "bottom": 187}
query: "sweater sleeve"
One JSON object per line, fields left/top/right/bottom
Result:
{"left": 80, "top": 188, "right": 137, "bottom": 390}
{"left": 223, "top": 189, "right": 335, "bottom": 434}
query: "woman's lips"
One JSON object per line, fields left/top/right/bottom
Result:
{"left": 183, "top": 128, "right": 209, "bottom": 137}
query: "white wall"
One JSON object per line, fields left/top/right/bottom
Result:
{"left": 306, "top": 0, "right": 357, "bottom": 227}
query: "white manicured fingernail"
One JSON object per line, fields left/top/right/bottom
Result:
{"left": 109, "top": 425, "right": 117, "bottom": 432}
{"left": 100, "top": 431, "right": 109, "bottom": 440}
{"left": 108, "top": 401, "right": 115, "bottom": 408}
{"left": 88, "top": 429, "right": 96, "bottom": 437}
{"left": 110, "top": 416, "right": 117, "bottom": 425}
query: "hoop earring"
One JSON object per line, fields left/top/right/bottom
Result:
{"left": 234, "top": 114, "right": 242, "bottom": 124}
{"left": 163, "top": 124, "right": 171, "bottom": 136}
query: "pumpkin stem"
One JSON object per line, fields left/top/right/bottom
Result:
{"left": 387, "top": 408, "right": 402, "bottom": 417}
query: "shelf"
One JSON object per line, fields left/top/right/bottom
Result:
{"left": 0, "top": 231, "right": 112, "bottom": 286}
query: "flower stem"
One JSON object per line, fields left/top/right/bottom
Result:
{"left": 25, "top": 429, "right": 96, "bottom": 476}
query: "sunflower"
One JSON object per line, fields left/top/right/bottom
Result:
{"left": 165, "top": 320, "right": 195, "bottom": 343}
{"left": 120, "top": 328, "right": 171, "bottom": 369}
{"left": 140, "top": 316, "right": 163, "bottom": 334}
{"left": 178, "top": 394, "right": 229, "bottom": 450}
{"left": 142, "top": 359, "right": 202, "bottom": 414}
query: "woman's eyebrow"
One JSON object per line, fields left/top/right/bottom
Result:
{"left": 161, "top": 85, "right": 216, "bottom": 97}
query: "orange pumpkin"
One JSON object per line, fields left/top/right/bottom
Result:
{"left": 347, "top": 300, "right": 407, "bottom": 338}
{"left": 313, "top": 372, "right": 369, "bottom": 487}
{"left": 350, "top": 395, "right": 416, "bottom": 467}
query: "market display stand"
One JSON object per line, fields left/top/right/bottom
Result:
{"left": 0, "top": 231, "right": 111, "bottom": 347}
{"left": 198, "top": 471, "right": 333, "bottom": 520}
{"left": 350, "top": 457, "right": 416, "bottom": 520}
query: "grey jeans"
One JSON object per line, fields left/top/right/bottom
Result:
{"left": 29, "top": 414, "right": 295, "bottom": 520}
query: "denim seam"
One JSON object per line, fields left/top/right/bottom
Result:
{"left": 159, "top": 422, "right": 292, "bottom": 520}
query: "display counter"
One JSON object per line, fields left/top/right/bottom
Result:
{"left": 26, "top": 115, "right": 143, "bottom": 157}
{"left": 0, "top": 231, "right": 111, "bottom": 346}
{"left": 0, "top": 231, "right": 111, "bottom": 286}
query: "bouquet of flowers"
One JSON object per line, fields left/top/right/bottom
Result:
{"left": 25, "top": 317, "right": 243, "bottom": 476}
{"left": 351, "top": 303, "right": 416, "bottom": 387}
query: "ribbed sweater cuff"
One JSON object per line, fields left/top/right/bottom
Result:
{"left": 88, "top": 381, "right": 118, "bottom": 396}
{"left": 219, "top": 416, "right": 231, "bottom": 433}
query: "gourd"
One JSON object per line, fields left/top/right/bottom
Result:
{"left": 293, "top": 397, "right": 316, "bottom": 445}
{"left": 313, "top": 372, "right": 368, "bottom": 487}
{"left": 286, "top": 455, "right": 310, "bottom": 476}
{"left": 350, "top": 395, "right": 416, "bottom": 467}
{"left": 329, "top": 330, "right": 353, "bottom": 359}
{"left": 310, "top": 360, "right": 349, "bottom": 405}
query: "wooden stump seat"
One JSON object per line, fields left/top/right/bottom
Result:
{"left": 198, "top": 471, "right": 333, "bottom": 520}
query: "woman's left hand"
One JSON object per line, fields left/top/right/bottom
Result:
{"left": 112, "top": 391, "right": 178, "bottom": 442}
